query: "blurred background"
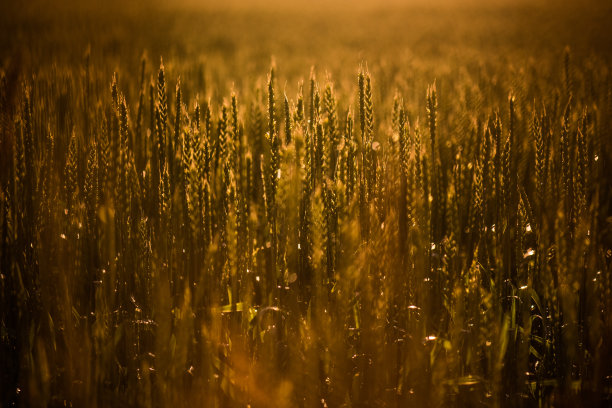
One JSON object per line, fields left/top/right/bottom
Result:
{"left": 2, "top": 0, "right": 611, "bottom": 90}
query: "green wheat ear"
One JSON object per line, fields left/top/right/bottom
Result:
{"left": 323, "top": 82, "right": 338, "bottom": 179}
{"left": 533, "top": 109, "right": 544, "bottom": 217}
{"left": 85, "top": 141, "right": 99, "bottom": 235}
{"left": 309, "top": 68, "right": 316, "bottom": 134}
{"left": 228, "top": 93, "right": 239, "bottom": 175}
{"left": 426, "top": 81, "right": 437, "bottom": 159}
{"left": 397, "top": 99, "right": 410, "bottom": 251}
{"left": 65, "top": 130, "right": 78, "bottom": 211}
{"left": 344, "top": 109, "right": 355, "bottom": 201}
{"left": 111, "top": 72, "right": 119, "bottom": 107}
{"left": 426, "top": 81, "right": 439, "bottom": 242}
{"left": 215, "top": 104, "right": 228, "bottom": 173}
{"left": 294, "top": 82, "right": 305, "bottom": 129}
{"left": 470, "top": 159, "right": 483, "bottom": 236}
{"left": 358, "top": 68, "right": 375, "bottom": 206}
{"left": 194, "top": 100, "right": 200, "bottom": 132}
{"left": 157, "top": 59, "right": 167, "bottom": 130}
{"left": 575, "top": 109, "right": 588, "bottom": 218}
{"left": 268, "top": 67, "right": 276, "bottom": 141}
{"left": 560, "top": 95, "right": 572, "bottom": 228}
{"left": 284, "top": 93, "right": 292, "bottom": 146}
{"left": 135, "top": 55, "right": 146, "bottom": 161}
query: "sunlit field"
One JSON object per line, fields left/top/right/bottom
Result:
{"left": 1, "top": 0, "right": 612, "bottom": 406}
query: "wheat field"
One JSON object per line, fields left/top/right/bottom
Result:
{"left": 1, "top": 0, "right": 612, "bottom": 407}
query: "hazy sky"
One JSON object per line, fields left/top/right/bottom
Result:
{"left": 8, "top": 0, "right": 604, "bottom": 13}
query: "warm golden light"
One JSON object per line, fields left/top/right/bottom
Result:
{"left": 1, "top": 0, "right": 611, "bottom": 406}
